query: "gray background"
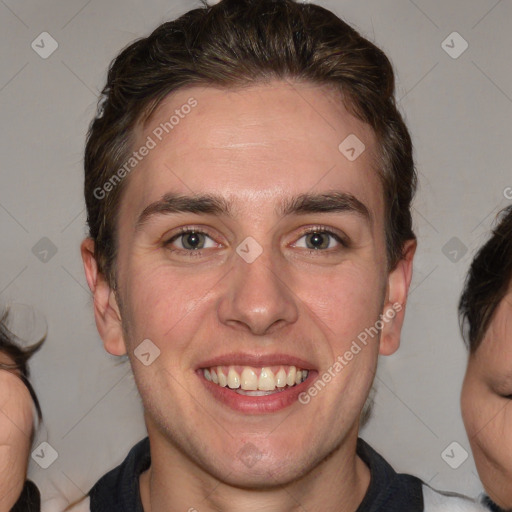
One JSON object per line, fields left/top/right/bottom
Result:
{"left": 1, "top": 0, "right": 511, "bottom": 507}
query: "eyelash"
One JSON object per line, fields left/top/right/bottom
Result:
{"left": 164, "top": 225, "right": 348, "bottom": 258}
{"left": 293, "top": 226, "right": 349, "bottom": 253}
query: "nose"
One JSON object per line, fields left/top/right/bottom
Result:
{"left": 217, "top": 247, "right": 299, "bottom": 336}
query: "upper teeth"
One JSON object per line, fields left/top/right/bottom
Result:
{"left": 203, "top": 365, "right": 309, "bottom": 391}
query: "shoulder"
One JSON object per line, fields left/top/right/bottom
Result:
{"left": 422, "top": 485, "right": 489, "bottom": 512}
{"left": 88, "top": 437, "right": 150, "bottom": 511}
{"left": 357, "top": 439, "right": 487, "bottom": 512}
{"left": 11, "top": 480, "right": 41, "bottom": 512}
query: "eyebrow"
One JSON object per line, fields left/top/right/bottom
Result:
{"left": 135, "top": 191, "right": 371, "bottom": 230}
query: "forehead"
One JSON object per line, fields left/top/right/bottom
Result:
{"left": 121, "top": 81, "right": 383, "bottom": 223}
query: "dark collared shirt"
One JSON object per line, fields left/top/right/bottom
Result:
{"left": 88, "top": 437, "right": 425, "bottom": 511}
{"left": 11, "top": 480, "right": 40, "bottom": 512}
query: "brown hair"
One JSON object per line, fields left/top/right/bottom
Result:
{"left": 84, "top": 0, "right": 416, "bottom": 286}
{"left": 459, "top": 205, "right": 512, "bottom": 353}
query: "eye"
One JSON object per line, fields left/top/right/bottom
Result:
{"left": 293, "top": 228, "right": 346, "bottom": 251}
{"left": 166, "top": 228, "right": 218, "bottom": 252}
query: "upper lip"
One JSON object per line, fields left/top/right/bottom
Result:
{"left": 196, "top": 352, "right": 317, "bottom": 371}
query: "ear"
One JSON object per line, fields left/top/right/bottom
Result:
{"left": 81, "top": 238, "right": 127, "bottom": 356}
{"left": 379, "top": 239, "right": 417, "bottom": 356}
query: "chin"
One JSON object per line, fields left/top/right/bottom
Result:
{"left": 218, "top": 463, "right": 306, "bottom": 490}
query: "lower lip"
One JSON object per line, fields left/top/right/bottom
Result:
{"left": 197, "top": 370, "right": 317, "bottom": 414}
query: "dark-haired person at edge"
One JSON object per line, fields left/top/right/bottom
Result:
{"left": 460, "top": 205, "right": 512, "bottom": 512}
{"left": 69, "top": 0, "right": 486, "bottom": 510}
{"left": 0, "top": 310, "right": 43, "bottom": 512}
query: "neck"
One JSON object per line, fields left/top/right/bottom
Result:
{"left": 140, "top": 427, "right": 370, "bottom": 512}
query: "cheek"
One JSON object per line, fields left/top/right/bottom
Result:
{"left": 296, "top": 263, "right": 385, "bottom": 342}
{"left": 474, "top": 403, "right": 512, "bottom": 465}
{"left": 120, "top": 245, "right": 386, "bottom": 363}
{"left": 463, "top": 378, "right": 512, "bottom": 476}
{"left": 121, "top": 262, "right": 219, "bottom": 351}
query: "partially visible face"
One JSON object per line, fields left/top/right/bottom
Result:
{"left": 0, "top": 359, "right": 34, "bottom": 510}
{"left": 462, "top": 287, "right": 512, "bottom": 508}
{"left": 98, "top": 81, "right": 410, "bottom": 487}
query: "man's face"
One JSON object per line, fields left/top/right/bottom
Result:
{"left": 462, "top": 287, "right": 512, "bottom": 508}
{"left": 88, "top": 81, "right": 412, "bottom": 486}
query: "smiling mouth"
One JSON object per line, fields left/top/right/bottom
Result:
{"left": 200, "top": 365, "right": 310, "bottom": 396}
